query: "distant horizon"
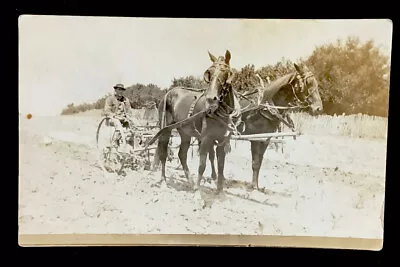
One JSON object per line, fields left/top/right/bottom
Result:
{"left": 19, "top": 17, "right": 393, "bottom": 116}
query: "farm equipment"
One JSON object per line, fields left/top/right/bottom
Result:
{"left": 95, "top": 116, "right": 160, "bottom": 173}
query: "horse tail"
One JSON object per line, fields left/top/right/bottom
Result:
{"left": 158, "top": 94, "right": 166, "bottom": 129}
{"left": 147, "top": 89, "right": 175, "bottom": 149}
{"left": 159, "top": 89, "right": 174, "bottom": 129}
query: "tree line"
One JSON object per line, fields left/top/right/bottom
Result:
{"left": 61, "top": 36, "right": 390, "bottom": 118}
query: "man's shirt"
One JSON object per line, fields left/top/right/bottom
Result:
{"left": 102, "top": 95, "right": 133, "bottom": 118}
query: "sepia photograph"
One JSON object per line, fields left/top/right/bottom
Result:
{"left": 18, "top": 16, "right": 392, "bottom": 249}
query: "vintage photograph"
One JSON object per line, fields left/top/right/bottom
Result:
{"left": 18, "top": 16, "right": 392, "bottom": 249}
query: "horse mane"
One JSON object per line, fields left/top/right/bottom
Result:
{"left": 261, "top": 71, "right": 297, "bottom": 100}
{"left": 230, "top": 86, "right": 242, "bottom": 118}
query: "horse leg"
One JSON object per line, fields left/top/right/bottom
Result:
{"left": 209, "top": 146, "right": 217, "bottom": 181}
{"left": 177, "top": 133, "right": 194, "bottom": 186}
{"left": 195, "top": 136, "right": 213, "bottom": 191}
{"left": 250, "top": 140, "right": 269, "bottom": 191}
{"left": 151, "top": 146, "right": 160, "bottom": 171}
{"left": 157, "top": 130, "right": 172, "bottom": 185}
{"left": 215, "top": 144, "right": 227, "bottom": 193}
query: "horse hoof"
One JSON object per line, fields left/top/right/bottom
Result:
{"left": 216, "top": 188, "right": 224, "bottom": 196}
{"left": 245, "top": 184, "right": 255, "bottom": 191}
{"left": 216, "top": 185, "right": 223, "bottom": 193}
{"left": 258, "top": 187, "right": 267, "bottom": 194}
{"left": 189, "top": 180, "right": 196, "bottom": 190}
{"left": 151, "top": 182, "right": 161, "bottom": 188}
{"left": 160, "top": 182, "right": 169, "bottom": 190}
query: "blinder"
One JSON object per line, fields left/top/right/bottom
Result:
{"left": 291, "top": 71, "right": 317, "bottom": 106}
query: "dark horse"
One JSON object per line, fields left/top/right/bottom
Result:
{"left": 152, "top": 50, "right": 241, "bottom": 193}
{"left": 208, "top": 63, "right": 324, "bottom": 191}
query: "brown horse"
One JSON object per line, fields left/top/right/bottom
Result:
{"left": 153, "top": 50, "right": 241, "bottom": 193}
{"left": 208, "top": 63, "right": 323, "bottom": 191}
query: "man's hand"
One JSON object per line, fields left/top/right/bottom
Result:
{"left": 112, "top": 114, "right": 125, "bottom": 121}
{"left": 102, "top": 111, "right": 111, "bottom": 118}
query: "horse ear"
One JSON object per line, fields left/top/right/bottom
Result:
{"left": 294, "top": 63, "right": 302, "bottom": 74}
{"left": 208, "top": 51, "right": 217, "bottom": 62}
{"left": 225, "top": 50, "right": 231, "bottom": 65}
{"left": 226, "top": 71, "right": 236, "bottom": 85}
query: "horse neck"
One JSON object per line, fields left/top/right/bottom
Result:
{"left": 263, "top": 72, "right": 297, "bottom": 108}
{"left": 263, "top": 72, "right": 295, "bottom": 98}
{"left": 272, "top": 84, "right": 292, "bottom": 103}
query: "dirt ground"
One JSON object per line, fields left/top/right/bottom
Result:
{"left": 18, "top": 111, "right": 386, "bottom": 239}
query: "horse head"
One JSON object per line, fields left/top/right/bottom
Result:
{"left": 203, "top": 50, "right": 236, "bottom": 114}
{"left": 290, "top": 63, "right": 323, "bottom": 115}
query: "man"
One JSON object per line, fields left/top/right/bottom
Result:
{"left": 102, "top": 83, "right": 134, "bottom": 153}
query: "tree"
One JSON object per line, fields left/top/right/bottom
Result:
{"left": 170, "top": 75, "right": 207, "bottom": 89}
{"left": 257, "top": 57, "right": 295, "bottom": 83}
{"left": 60, "top": 36, "right": 390, "bottom": 118}
{"left": 304, "top": 36, "right": 390, "bottom": 117}
{"left": 125, "top": 83, "right": 166, "bottom": 109}
{"left": 232, "top": 64, "right": 258, "bottom": 92}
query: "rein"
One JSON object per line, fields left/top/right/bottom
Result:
{"left": 235, "top": 71, "right": 317, "bottom": 133}
{"left": 288, "top": 72, "right": 318, "bottom": 109}
{"left": 208, "top": 87, "right": 243, "bottom": 148}
{"left": 205, "top": 61, "right": 243, "bottom": 147}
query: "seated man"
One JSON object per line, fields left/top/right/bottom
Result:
{"left": 102, "top": 83, "right": 135, "bottom": 153}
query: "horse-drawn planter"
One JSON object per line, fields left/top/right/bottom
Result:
{"left": 95, "top": 116, "right": 160, "bottom": 173}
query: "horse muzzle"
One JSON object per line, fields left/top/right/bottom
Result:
{"left": 310, "top": 104, "right": 323, "bottom": 115}
{"left": 206, "top": 99, "right": 219, "bottom": 114}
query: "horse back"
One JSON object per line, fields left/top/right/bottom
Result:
{"left": 167, "top": 87, "right": 206, "bottom": 122}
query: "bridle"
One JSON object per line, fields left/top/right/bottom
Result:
{"left": 237, "top": 70, "right": 319, "bottom": 132}
{"left": 239, "top": 70, "right": 318, "bottom": 113}
{"left": 204, "top": 60, "right": 234, "bottom": 105}
{"left": 287, "top": 71, "right": 319, "bottom": 109}
{"left": 203, "top": 59, "right": 242, "bottom": 139}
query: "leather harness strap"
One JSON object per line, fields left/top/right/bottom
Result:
{"left": 187, "top": 91, "right": 205, "bottom": 139}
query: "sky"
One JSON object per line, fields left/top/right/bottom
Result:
{"left": 18, "top": 16, "right": 393, "bottom": 116}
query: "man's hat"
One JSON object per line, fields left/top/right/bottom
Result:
{"left": 113, "top": 83, "right": 126, "bottom": 90}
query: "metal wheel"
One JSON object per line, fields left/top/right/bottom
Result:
{"left": 96, "top": 117, "right": 126, "bottom": 173}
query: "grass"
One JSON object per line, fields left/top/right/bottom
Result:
{"left": 71, "top": 108, "right": 388, "bottom": 140}
{"left": 281, "top": 112, "right": 388, "bottom": 140}
{"left": 129, "top": 108, "right": 388, "bottom": 140}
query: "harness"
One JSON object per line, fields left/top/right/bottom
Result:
{"left": 183, "top": 86, "right": 242, "bottom": 146}
{"left": 237, "top": 71, "right": 317, "bottom": 135}
{"left": 287, "top": 74, "right": 316, "bottom": 108}
{"left": 187, "top": 89, "right": 205, "bottom": 139}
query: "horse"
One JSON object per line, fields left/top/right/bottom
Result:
{"left": 207, "top": 63, "right": 324, "bottom": 191}
{"left": 152, "top": 50, "right": 241, "bottom": 193}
